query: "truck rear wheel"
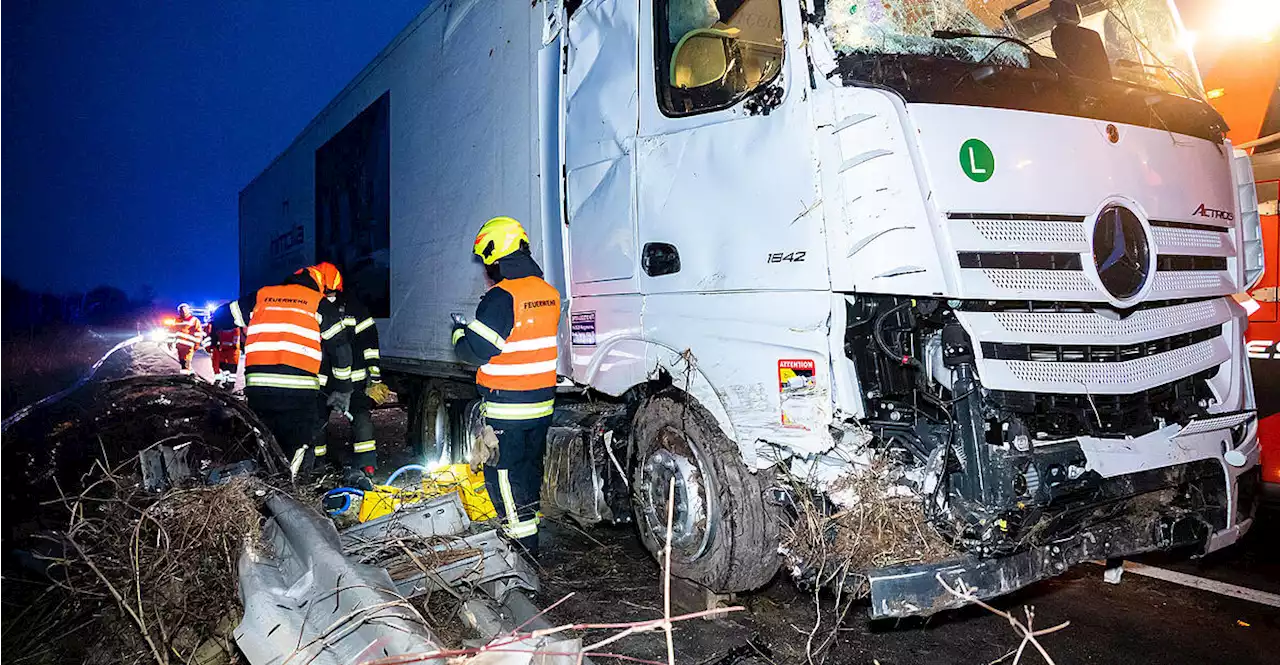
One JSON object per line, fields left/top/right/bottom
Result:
{"left": 411, "top": 389, "right": 457, "bottom": 465}
{"left": 631, "top": 394, "right": 780, "bottom": 592}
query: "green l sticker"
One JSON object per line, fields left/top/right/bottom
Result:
{"left": 959, "top": 138, "right": 995, "bottom": 182}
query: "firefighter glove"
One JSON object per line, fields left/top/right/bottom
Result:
{"left": 326, "top": 390, "right": 352, "bottom": 414}
{"left": 365, "top": 380, "right": 392, "bottom": 405}
{"left": 470, "top": 424, "right": 500, "bottom": 473}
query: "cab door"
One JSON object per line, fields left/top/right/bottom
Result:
{"left": 563, "top": 0, "right": 641, "bottom": 297}
{"left": 635, "top": 0, "right": 827, "bottom": 295}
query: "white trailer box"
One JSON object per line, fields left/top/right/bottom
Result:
{"left": 240, "top": 0, "right": 564, "bottom": 378}
{"left": 242, "top": 0, "right": 1263, "bottom": 618}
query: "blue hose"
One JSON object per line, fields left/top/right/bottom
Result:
{"left": 323, "top": 487, "right": 365, "bottom": 515}
{"left": 385, "top": 463, "right": 428, "bottom": 486}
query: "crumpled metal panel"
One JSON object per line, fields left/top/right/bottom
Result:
{"left": 235, "top": 495, "right": 439, "bottom": 664}
{"left": 341, "top": 491, "right": 471, "bottom": 542}
{"left": 339, "top": 493, "right": 539, "bottom": 602}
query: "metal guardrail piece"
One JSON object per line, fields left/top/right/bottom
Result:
{"left": 235, "top": 495, "right": 440, "bottom": 664}
{"left": 339, "top": 493, "right": 539, "bottom": 601}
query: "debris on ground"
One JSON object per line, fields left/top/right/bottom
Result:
{"left": 781, "top": 455, "right": 956, "bottom": 598}
{"left": 3, "top": 461, "right": 270, "bottom": 665}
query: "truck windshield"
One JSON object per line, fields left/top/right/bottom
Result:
{"left": 825, "top": 0, "right": 1202, "bottom": 99}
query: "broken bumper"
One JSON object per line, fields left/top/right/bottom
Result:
{"left": 867, "top": 457, "right": 1242, "bottom": 619}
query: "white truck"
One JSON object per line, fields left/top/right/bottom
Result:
{"left": 240, "top": 0, "right": 1264, "bottom": 617}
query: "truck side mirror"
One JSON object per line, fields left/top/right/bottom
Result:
{"left": 670, "top": 28, "right": 738, "bottom": 90}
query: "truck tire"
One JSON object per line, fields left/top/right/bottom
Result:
{"left": 631, "top": 394, "right": 780, "bottom": 592}
{"left": 412, "top": 389, "right": 454, "bottom": 465}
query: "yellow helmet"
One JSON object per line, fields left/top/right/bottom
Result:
{"left": 473, "top": 216, "right": 529, "bottom": 265}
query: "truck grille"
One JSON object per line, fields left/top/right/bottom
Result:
{"left": 988, "top": 369, "right": 1217, "bottom": 438}
{"left": 948, "top": 211, "right": 1237, "bottom": 301}
{"left": 981, "top": 325, "right": 1221, "bottom": 363}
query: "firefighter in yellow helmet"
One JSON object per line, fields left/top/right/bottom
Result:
{"left": 452, "top": 216, "right": 561, "bottom": 557}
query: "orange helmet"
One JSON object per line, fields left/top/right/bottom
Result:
{"left": 297, "top": 262, "right": 343, "bottom": 292}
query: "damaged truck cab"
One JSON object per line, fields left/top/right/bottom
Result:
{"left": 239, "top": 0, "right": 1263, "bottom": 618}
{"left": 561, "top": 0, "right": 1262, "bottom": 615}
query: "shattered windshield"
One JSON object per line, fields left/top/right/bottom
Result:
{"left": 824, "top": 0, "right": 1203, "bottom": 99}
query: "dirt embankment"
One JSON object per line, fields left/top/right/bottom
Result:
{"left": 1, "top": 325, "right": 141, "bottom": 416}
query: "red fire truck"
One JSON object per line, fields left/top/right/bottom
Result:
{"left": 1201, "top": 31, "right": 1280, "bottom": 496}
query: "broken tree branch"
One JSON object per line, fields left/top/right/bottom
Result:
{"left": 935, "top": 573, "right": 1069, "bottom": 665}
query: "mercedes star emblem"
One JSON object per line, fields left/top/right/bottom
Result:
{"left": 1092, "top": 205, "right": 1151, "bottom": 301}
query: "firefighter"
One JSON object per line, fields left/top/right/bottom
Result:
{"left": 226, "top": 263, "right": 353, "bottom": 477}
{"left": 452, "top": 216, "right": 560, "bottom": 556}
{"left": 314, "top": 287, "right": 391, "bottom": 484}
{"left": 171, "top": 303, "right": 203, "bottom": 375}
{"left": 206, "top": 302, "right": 244, "bottom": 389}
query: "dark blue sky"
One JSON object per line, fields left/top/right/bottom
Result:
{"left": 2, "top": 0, "right": 425, "bottom": 303}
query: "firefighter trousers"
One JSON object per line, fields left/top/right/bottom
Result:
{"left": 249, "top": 397, "right": 320, "bottom": 473}
{"left": 314, "top": 388, "right": 377, "bottom": 469}
{"left": 482, "top": 417, "right": 549, "bottom": 555}
{"left": 176, "top": 344, "right": 196, "bottom": 371}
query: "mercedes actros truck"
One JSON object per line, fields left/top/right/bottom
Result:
{"left": 240, "top": 0, "right": 1264, "bottom": 617}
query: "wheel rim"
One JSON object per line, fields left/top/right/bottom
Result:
{"left": 432, "top": 399, "right": 450, "bottom": 465}
{"left": 638, "top": 425, "right": 714, "bottom": 560}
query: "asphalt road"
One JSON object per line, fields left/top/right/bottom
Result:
{"left": 534, "top": 514, "right": 1279, "bottom": 665}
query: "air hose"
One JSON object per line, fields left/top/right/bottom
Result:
{"left": 323, "top": 486, "right": 366, "bottom": 515}
{"left": 385, "top": 463, "right": 428, "bottom": 486}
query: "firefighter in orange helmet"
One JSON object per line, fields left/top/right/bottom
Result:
{"left": 171, "top": 303, "right": 203, "bottom": 375}
{"left": 452, "top": 217, "right": 561, "bottom": 556}
{"left": 216, "top": 262, "right": 353, "bottom": 477}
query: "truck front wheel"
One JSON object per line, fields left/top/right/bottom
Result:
{"left": 631, "top": 394, "right": 780, "bottom": 592}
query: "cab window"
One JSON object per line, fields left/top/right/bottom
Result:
{"left": 655, "top": 0, "right": 785, "bottom": 116}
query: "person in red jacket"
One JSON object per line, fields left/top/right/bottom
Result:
{"left": 206, "top": 303, "right": 243, "bottom": 389}
{"left": 171, "top": 303, "right": 203, "bottom": 375}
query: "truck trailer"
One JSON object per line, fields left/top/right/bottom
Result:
{"left": 240, "top": 0, "right": 1264, "bottom": 617}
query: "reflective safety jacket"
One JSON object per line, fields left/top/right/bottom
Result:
{"left": 207, "top": 323, "right": 241, "bottom": 364}
{"left": 170, "top": 313, "right": 203, "bottom": 349}
{"left": 343, "top": 295, "right": 381, "bottom": 384}
{"left": 225, "top": 274, "right": 352, "bottom": 409}
{"left": 453, "top": 251, "right": 560, "bottom": 423}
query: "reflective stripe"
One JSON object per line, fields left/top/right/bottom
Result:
{"left": 354, "top": 317, "right": 376, "bottom": 334}
{"left": 342, "top": 316, "right": 358, "bottom": 327}
{"left": 479, "top": 359, "right": 557, "bottom": 376}
{"left": 504, "top": 518, "right": 538, "bottom": 539}
{"left": 497, "top": 469, "right": 519, "bottom": 530}
{"left": 245, "top": 374, "right": 320, "bottom": 389}
{"left": 262, "top": 305, "right": 320, "bottom": 319}
{"left": 230, "top": 301, "right": 246, "bottom": 327}
{"left": 246, "top": 322, "right": 320, "bottom": 340}
{"left": 353, "top": 440, "right": 377, "bottom": 453}
{"left": 363, "top": 348, "right": 380, "bottom": 360}
{"left": 314, "top": 445, "right": 327, "bottom": 457}
{"left": 484, "top": 400, "right": 554, "bottom": 420}
{"left": 368, "top": 366, "right": 381, "bottom": 378}
{"left": 452, "top": 328, "right": 465, "bottom": 345}
{"left": 350, "top": 369, "right": 368, "bottom": 381}
{"left": 467, "top": 320, "right": 507, "bottom": 350}
{"left": 331, "top": 366, "right": 352, "bottom": 379}
{"left": 502, "top": 336, "right": 558, "bottom": 352}
{"left": 320, "top": 322, "right": 346, "bottom": 340}
{"left": 318, "top": 374, "right": 329, "bottom": 386}
{"left": 244, "top": 341, "right": 323, "bottom": 361}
